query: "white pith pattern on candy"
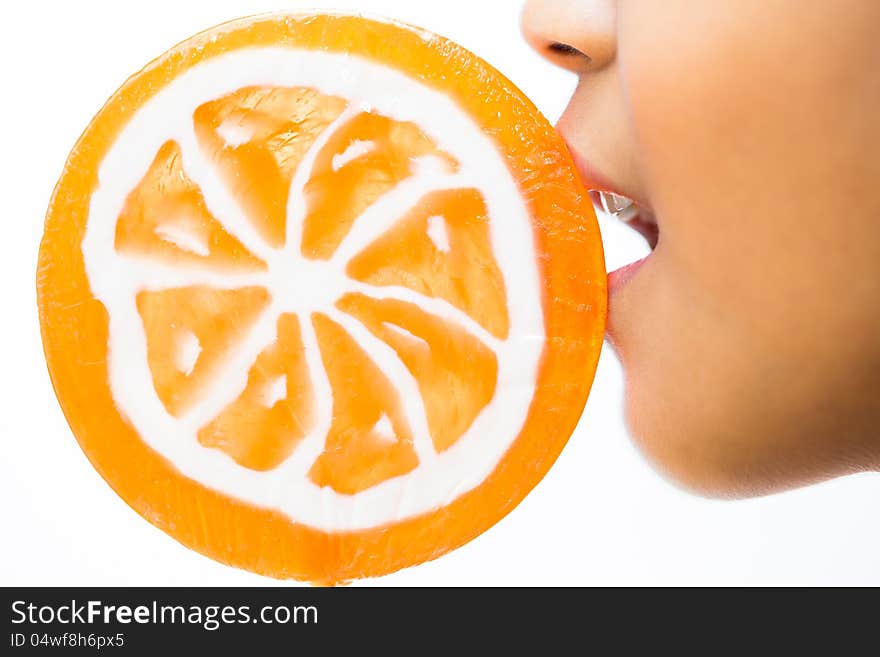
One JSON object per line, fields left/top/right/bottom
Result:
{"left": 81, "top": 48, "right": 545, "bottom": 531}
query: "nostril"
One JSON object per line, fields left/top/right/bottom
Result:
{"left": 545, "top": 41, "right": 592, "bottom": 72}
{"left": 521, "top": 0, "right": 616, "bottom": 71}
{"left": 548, "top": 41, "right": 588, "bottom": 60}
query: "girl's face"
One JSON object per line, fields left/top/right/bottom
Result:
{"left": 522, "top": 0, "right": 880, "bottom": 495}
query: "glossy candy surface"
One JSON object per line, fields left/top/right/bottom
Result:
{"left": 38, "top": 13, "right": 605, "bottom": 584}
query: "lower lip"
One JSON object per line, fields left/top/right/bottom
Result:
{"left": 607, "top": 255, "right": 648, "bottom": 295}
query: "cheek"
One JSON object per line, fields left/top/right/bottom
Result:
{"left": 614, "top": 1, "right": 880, "bottom": 493}
{"left": 620, "top": 0, "right": 875, "bottom": 321}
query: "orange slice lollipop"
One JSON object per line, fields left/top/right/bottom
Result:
{"left": 37, "top": 13, "right": 606, "bottom": 584}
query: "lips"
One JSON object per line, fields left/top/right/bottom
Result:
{"left": 563, "top": 143, "right": 659, "bottom": 293}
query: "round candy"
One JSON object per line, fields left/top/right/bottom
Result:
{"left": 38, "top": 13, "right": 606, "bottom": 583}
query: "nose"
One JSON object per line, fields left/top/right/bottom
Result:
{"left": 521, "top": 0, "right": 617, "bottom": 73}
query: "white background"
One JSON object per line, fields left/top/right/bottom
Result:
{"left": 2, "top": 0, "right": 878, "bottom": 586}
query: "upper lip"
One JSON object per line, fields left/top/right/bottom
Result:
{"left": 563, "top": 140, "right": 660, "bottom": 249}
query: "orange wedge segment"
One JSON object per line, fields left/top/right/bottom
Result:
{"left": 336, "top": 293, "right": 497, "bottom": 454}
{"left": 137, "top": 285, "right": 270, "bottom": 417}
{"left": 37, "top": 13, "right": 606, "bottom": 584}
{"left": 194, "top": 86, "right": 348, "bottom": 248}
{"left": 310, "top": 313, "right": 419, "bottom": 495}
{"left": 116, "top": 140, "right": 266, "bottom": 271}
{"left": 347, "top": 187, "right": 509, "bottom": 339}
{"left": 198, "top": 313, "right": 314, "bottom": 471}
{"left": 300, "top": 112, "right": 457, "bottom": 260}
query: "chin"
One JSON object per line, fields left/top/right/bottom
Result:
{"left": 620, "top": 389, "right": 795, "bottom": 501}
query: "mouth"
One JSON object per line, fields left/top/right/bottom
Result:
{"left": 563, "top": 144, "right": 659, "bottom": 293}
{"left": 588, "top": 190, "right": 659, "bottom": 251}
{"left": 588, "top": 190, "right": 658, "bottom": 295}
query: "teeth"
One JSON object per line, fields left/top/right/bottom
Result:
{"left": 597, "top": 191, "right": 639, "bottom": 223}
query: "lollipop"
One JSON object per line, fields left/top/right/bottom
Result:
{"left": 38, "top": 13, "right": 605, "bottom": 584}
